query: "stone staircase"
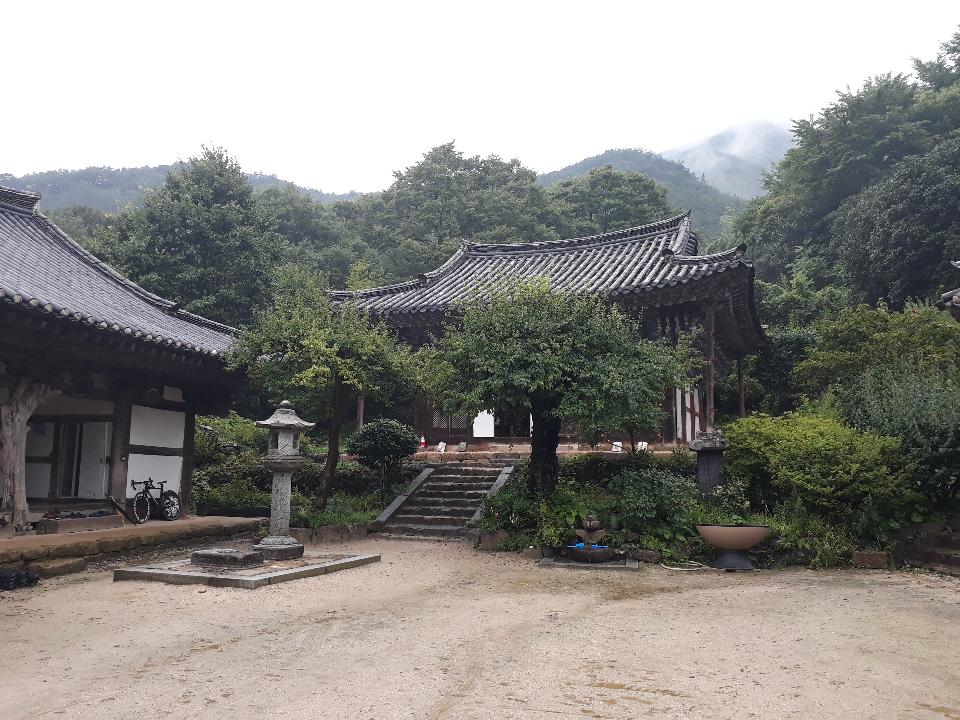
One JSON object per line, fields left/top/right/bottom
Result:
{"left": 381, "top": 464, "right": 507, "bottom": 538}
{"left": 907, "top": 531, "right": 960, "bottom": 576}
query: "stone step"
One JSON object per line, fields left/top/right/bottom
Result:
{"left": 403, "top": 505, "right": 476, "bottom": 518}
{"left": 932, "top": 533, "right": 960, "bottom": 550}
{"left": 391, "top": 514, "right": 470, "bottom": 527}
{"left": 918, "top": 548, "right": 960, "bottom": 567}
{"left": 374, "top": 532, "right": 465, "bottom": 543}
{"left": 406, "top": 496, "right": 476, "bottom": 508}
{"left": 430, "top": 466, "right": 504, "bottom": 477}
{"left": 421, "top": 481, "right": 495, "bottom": 492}
{"left": 381, "top": 523, "right": 468, "bottom": 538}
{"left": 414, "top": 487, "right": 489, "bottom": 500}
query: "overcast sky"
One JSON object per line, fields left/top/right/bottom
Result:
{"left": 3, "top": 1, "right": 958, "bottom": 192}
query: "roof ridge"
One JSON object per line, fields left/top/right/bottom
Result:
{"left": 0, "top": 185, "right": 41, "bottom": 215}
{"left": 461, "top": 211, "right": 691, "bottom": 256}
{"left": 31, "top": 210, "right": 239, "bottom": 336}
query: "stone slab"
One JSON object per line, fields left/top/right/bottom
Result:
{"left": 38, "top": 515, "right": 123, "bottom": 534}
{"left": 113, "top": 553, "right": 381, "bottom": 589}
{"left": 191, "top": 548, "right": 264, "bottom": 568}
{"left": 852, "top": 550, "right": 888, "bottom": 569}
{"left": 26, "top": 557, "right": 88, "bottom": 577}
{"left": 537, "top": 556, "right": 640, "bottom": 572}
{"left": 252, "top": 542, "right": 304, "bottom": 560}
{"left": 0, "top": 517, "right": 264, "bottom": 565}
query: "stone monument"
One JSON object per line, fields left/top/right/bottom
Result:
{"left": 252, "top": 400, "right": 315, "bottom": 560}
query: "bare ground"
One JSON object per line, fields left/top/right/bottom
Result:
{"left": 1, "top": 537, "right": 959, "bottom": 720}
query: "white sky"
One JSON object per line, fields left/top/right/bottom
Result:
{"left": 2, "top": 0, "right": 958, "bottom": 192}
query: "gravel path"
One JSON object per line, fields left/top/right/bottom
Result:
{"left": 1, "top": 538, "right": 958, "bottom": 719}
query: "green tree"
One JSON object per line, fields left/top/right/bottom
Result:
{"left": 426, "top": 280, "right": 688, "bottom": 495}
{"left": 833, "top": 136, "right": 960, "bottom": 307}
{"left": 45, "top": 205, "right": 113, "bottom": 251}
{"left": 794, "top": 304, "right": 960, "bottom": 398}
{"left": 547, "top": 165, "right": 673, "bottom": 237}
{"left": 230, "top": 265, "right": 413, "bottom": 507}
{"left": 96, "top": 147, "right": 281, "bottom": 326}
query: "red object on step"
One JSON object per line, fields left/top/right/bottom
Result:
{"left": 419, "top": 435, "right": 426, "bottom": 449}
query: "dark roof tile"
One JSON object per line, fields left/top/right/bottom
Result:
{"left": 0, "top": 185, "right": 236, "bottom": 357}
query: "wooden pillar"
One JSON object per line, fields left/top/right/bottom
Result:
{"left": 737, "top": 358, "right": 746, "bottom": 418}
{"left": 704, "top": 306, "right": 716, "bottom": 432}
{"left": 179, "top": 411, "right": 196, "bottom": 517}
{"left": 356, "top": 393, "right": 365, "bottom": 430}
{"left": 107, "top": 395, "right": 132, "bottom": 501}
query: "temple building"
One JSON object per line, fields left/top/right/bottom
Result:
{"left": 0, "top": 186, "right": 238, "bottom": 528}
{"left": 332, "top": 212, "right": 764, "bottom": 446}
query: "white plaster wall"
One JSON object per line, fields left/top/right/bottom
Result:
{"left": 472, "top": 411, "right": 495, "bottom": 438}
{"left": 130, "top": 405, "right": 185, "bottom": 448}
{"left": 35, "top": 396, "right": 114, "bottom": 415}
{"left": 26, "top": 463, "right": 51, "bottom": 497}
{"left": 126, "top": 454, "right": 183, "bottom": 498}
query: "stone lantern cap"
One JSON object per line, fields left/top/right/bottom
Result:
{"left": 256, "top": 400, "right": 315, "bottom": 430}
{"left": 689, "top": 429, "right": 729, "bottom": 452}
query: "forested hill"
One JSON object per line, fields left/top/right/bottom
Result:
{"left": 0, "top": 165, "right": 357, "bottom": 212}
{"left": 664, "top": 122, "right": 792, "bottom": 199}
{"left": 537, "top": 149, "right": 744, "bottom": 239}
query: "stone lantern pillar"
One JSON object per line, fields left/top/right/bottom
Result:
{"left": 689, "top": 429, "right": 729, "bottom": 498}
{"left": 252, "top": 400, "right": 315, "bottom": 560}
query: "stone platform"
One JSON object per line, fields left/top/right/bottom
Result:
{"left": 113, "top": 552, "right": 380, "bottom": 589}
{"left": 0, "top": 516, "right": 265, "bottom": 575}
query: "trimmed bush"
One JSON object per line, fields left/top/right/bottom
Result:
{"left": 607, "top": 468, "right": 698, "bottom": 541}
{"left": 724, "top": 413, "right": 919, "bottom": 528}
{"left": 347, "top": 419, "right": 420, "bottom": 485}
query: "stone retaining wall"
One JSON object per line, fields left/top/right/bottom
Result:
{"left": 289, "top": 523, "right": 368, "bottom": 545}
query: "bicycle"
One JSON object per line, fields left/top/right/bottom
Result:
{"left": 129, "top": 478, "right": 182, "bottom": 524}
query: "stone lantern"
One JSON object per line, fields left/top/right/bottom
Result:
{"left": 252, "top": 400, "right": 315, "bottom": 560}
{"left": 689, "top": 429, "right": 729, "bottom": 498}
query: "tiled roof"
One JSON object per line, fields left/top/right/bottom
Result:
{"left": 332, "top": 213, "right": 747, "bottom": 311}
{"left": 332, "top": 212, "right": 763, "bottom": 353}
{"left": 0, "top": 186, "right": 236, "bottom": 357}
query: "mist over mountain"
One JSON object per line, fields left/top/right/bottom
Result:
{"left": 537, "top": 148, "right": 744, "bottom": 239}
{"left": 664, "top": 121, "right": 793, "bottom": 199}
{"left": 0, "top": 165, "right": 357, "bottom": 213}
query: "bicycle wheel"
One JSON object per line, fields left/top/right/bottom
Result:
{"left": 159, "top": 490, "right": 181, "bottom": 521}
{"left": 131, "top": 492, "right": 151, "bottom": 524}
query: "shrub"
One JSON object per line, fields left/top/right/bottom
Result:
{"left": 347, "top": 419, "right": 420, "bottom": 483}
{"left": 194, "top": 477, "right": 310, "bottom": 517}
{"left": 724, "top": 413, "right": 919, "bottom": 530}
{"left": 193, "top": 450, "right": 269, "bottom": 491}
{"left": 557, "top": 450, "right": 696, "bottom": 488}
{"left": 607, "top": 468, "right": 698, "bottom": 541}
{"left": 834, "top": 363, "right": 960, "bottom": 507}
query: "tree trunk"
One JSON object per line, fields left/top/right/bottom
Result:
{"left": 1, "top": 378, "right": 60, "bottom": 530}
{"left": 318, "top": 374, "right": 345, "bottom": 510}
{"left": 528, "top": 399, "right": 561, "bottom": 496}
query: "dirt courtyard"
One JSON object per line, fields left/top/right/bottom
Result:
{"left": 1, "top": 538, "right": 958, "bottom": 720}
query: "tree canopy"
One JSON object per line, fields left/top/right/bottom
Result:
{"left": 426, "top": 280, "right": 690, "bottom": 495}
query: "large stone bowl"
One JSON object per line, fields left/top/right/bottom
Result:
{"left": 695, "top": 524, "right": 770, "bottom": 571}
{"left": 566, "top": 546, "right": 615, "bottom": 563}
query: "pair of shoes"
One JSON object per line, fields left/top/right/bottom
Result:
{"left": 64, "top": 512, "right": 86, "bottom": 519}
{"left": 42, "top": 511, "right": 62, "bottom": 520}
{"left": 88, "top": 510, "right": 111, "bottom": 517}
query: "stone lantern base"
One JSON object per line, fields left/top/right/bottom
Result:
{"left": 252, "top": 536, "right": 304, "bottom": 560}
